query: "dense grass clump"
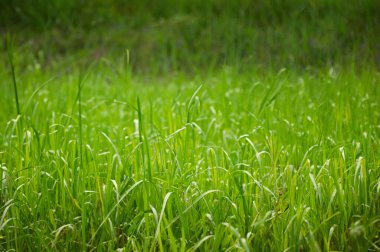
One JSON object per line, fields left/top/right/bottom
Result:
{"left": 0, "top": 65, "right": 379, "bottom": 251}
{"left": 0, "top": 0, "right": 380, "bottom": 251}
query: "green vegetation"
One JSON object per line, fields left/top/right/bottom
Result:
{"left": 1, "top": 1, "right": 379, "bottom": 251}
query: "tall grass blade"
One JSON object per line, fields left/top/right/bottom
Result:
{"left": 7, "top": 35, "right": 20, "bottom": 115}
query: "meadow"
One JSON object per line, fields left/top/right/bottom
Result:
{"left": 0, "top": 1, "right": 379, "bottom": 251}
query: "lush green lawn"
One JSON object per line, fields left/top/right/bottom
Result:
{"left": 1, "top": 0, "right": 380, "bottom": 251}
{"left": 1, "top": 65, "right": 379, "bottom": 251}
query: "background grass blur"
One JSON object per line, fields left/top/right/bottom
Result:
{"left": 1, "top": 0, "right": 379, "bottom": 74}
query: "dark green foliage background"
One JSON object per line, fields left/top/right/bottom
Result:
{"left": 1, "top": 0, "right": 379, "bottom": 73}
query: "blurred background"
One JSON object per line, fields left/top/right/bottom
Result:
{"left": 0, "top": 0, "right": 379, "bottom": 74}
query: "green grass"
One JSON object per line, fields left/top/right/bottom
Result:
{"left": 1, "top": 0, "right": 379, "bottom": 73}
{"left": 0, "top": 64, "right": 379, "bottom": 251}
{"left": 0, "top": 0, "right": 380, "bottom": 251}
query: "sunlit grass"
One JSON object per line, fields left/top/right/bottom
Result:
{"left": 0, "top": 63, "right": 379, "bottom": 251}
{"left": 0, "top": 1, "right": 379, "bottom": 250}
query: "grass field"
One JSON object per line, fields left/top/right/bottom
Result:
{"left": 1, "top": 1, "right": 380, "bottom": 251}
